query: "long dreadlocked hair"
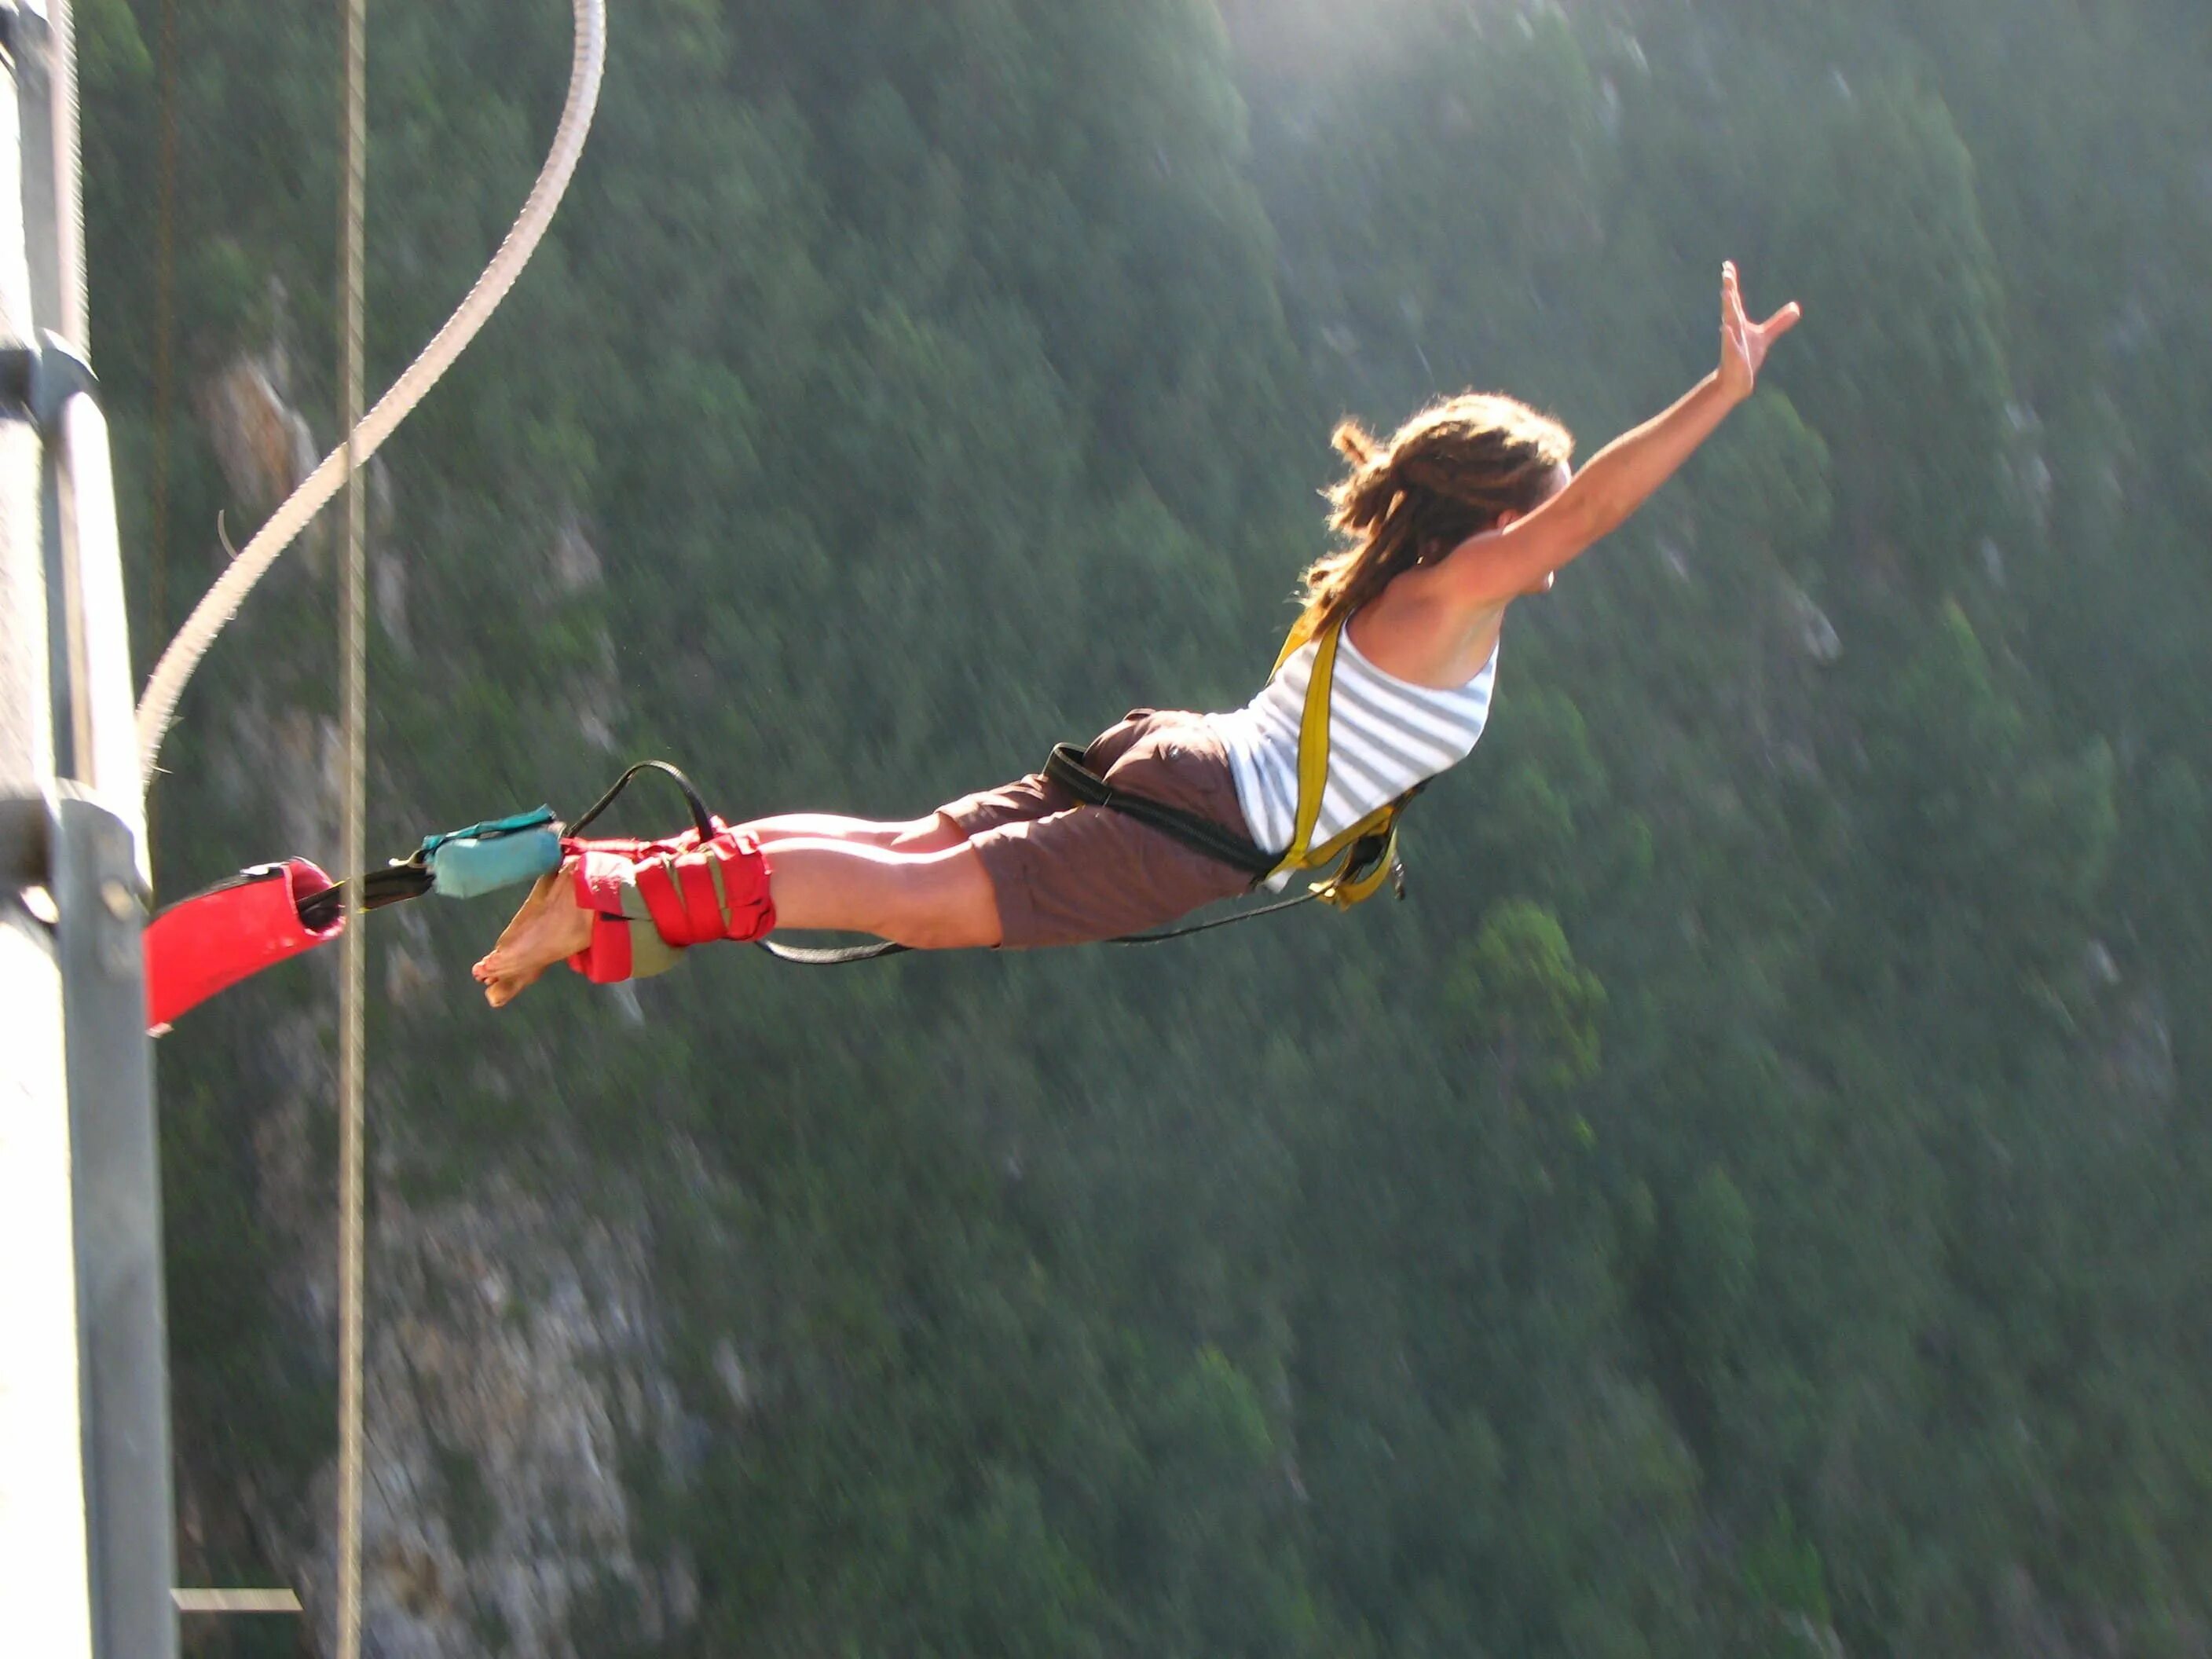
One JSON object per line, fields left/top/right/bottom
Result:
{"left": 1297, "top": 392, "right": 1575, "bottom": 638}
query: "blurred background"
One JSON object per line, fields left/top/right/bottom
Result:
{"left": 81, "top": 0, "right": 2212, "bottom": 1653}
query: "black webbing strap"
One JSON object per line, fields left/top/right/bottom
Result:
{"left": 569, "top": 759, "right": 718, "bottom": 841}
{"left": 296, "top": 862, "right": 436, "bottom": 933}
{"left": 1040, "top": 743, "right": 1279, "bottom": 880}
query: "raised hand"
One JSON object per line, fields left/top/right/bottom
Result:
{"left": 1717, "top": 261, "right": 1801, "bottom": 403}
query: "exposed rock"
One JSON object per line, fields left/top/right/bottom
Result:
{"left": 375, "top": 542, "right": 412, "bottom": 657}
{"left": 197, "top": 356, "right": 317, "bottom": 521}
{"left": 1783, "top": 581, "right": 1841, "bottom": 665}
{"left": 551, "top": 517, "right": 603, "bottom": 597}
{"left": 266, "top": 706, "right": 342, "bottom": 871}
{"left": 1775, "top": 740, "right": 1822, "bottom": 783}
{"left": 1780, "top": 1613, "right": 1847, "bottom": 1658}
{"left": 297, "top": 1177, "right": 698, "bottom": 1658}
{"left": 544, "top": 518, "right": 624, "bottom": 752}
{"left": 569, "top": 627, "right": 624, "bottom": 756}
{"left": 2103, "top": 988, "right": 2177, "bottom": 1109}
{"left": 1980, "top": 536, "right": 2008, "bottom": 588}
{"left": 382, "top": 905, "right": 439, "bottom": 1009}
{"left": 711, "top": 1339, "right": 752, "bottom": 1413}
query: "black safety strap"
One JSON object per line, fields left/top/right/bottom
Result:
{"left": 1040, "top": 743, "right": 1278, "bottom": 880}
{"left": 569, "top": 759, "right": 717, "bottom": 841}
{"left": 295, "top": 862, "right": 435, "bottom": 933}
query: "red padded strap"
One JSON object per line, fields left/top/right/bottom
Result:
{"left": 566, "top": 848, "right": 638, "bottom": 983}
{"left": 679, "top": 858, "right": 723, "bottom": 936}
{"left": 633, "top": 853, "right": 691, "bottom": 946}
{"left": 632, "top": 830, "right": 774, "bottom": 948}
{"left": 561, "top": 829, "right": 775, "bottom": 981}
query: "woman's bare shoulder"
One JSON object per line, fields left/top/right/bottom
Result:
{"left": 1351, "top": 575, "right": 1507, "bottom": 688}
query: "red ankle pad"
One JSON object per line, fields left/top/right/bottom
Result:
{"left": 560, "top": 829, "right": 775, "bottom": 983}
{"left": 568, "top": 847, "right": 642, "bottom": 983}
{"left": 634, "top": 829, "right": 776, "bottom": 947}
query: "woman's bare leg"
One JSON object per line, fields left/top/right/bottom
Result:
{"left": 741, "top": 811, "right": 968, "bottom": 853}
{"left": 758, "top": 836, "right": 1001, "bottom": 947}
{"left": 471, "top": 823, "right": 999, "bottom": 1006}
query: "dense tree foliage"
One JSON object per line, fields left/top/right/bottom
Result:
{"left": 85, "top": 0, "right": 2212, "bottom": 1652}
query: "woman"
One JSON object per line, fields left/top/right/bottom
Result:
{"left": 474, "top": 264, "right": 1798, "bottom": 1005}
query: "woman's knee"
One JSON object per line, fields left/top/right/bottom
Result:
{"left": 888, "top": 813, "right": 970, "bottom": 855}
{"left": 885, "top": 845, "right": 1002, "bottom": 949}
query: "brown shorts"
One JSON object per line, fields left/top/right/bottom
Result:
{"left": 939, "top": 709, "right": 1258, "bottom": 949}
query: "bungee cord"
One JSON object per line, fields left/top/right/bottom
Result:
{"left": 134, "top": 0, "right": 609, "bottom": 783}
{"left": 333, "top": 0, "right": 368, "bottom": 1644}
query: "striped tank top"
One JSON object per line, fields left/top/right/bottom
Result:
{"left": 1207, "top": 622, "right": 1498, "bottom": 888}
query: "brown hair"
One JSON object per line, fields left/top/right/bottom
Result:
{"left": 1297, "top": 392, "right": 1575, "bottom": 636}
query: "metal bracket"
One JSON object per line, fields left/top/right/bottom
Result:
{"left": 1, "top": 787, "right": 56, "bottom": 896}
{"left": 0, "top": 1, "right": 50, "bottom": 80}
{"left": 0, "top": 329, "right": 98, "bottom": 431}
{"left": 173, "top": 1589, "right": 302, "bottom": 1616}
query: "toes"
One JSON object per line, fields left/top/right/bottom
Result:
{"left": 485, "top": 969, "right": 526, "bottom": 1009}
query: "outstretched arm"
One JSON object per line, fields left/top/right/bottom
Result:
{"left": 1434, "top": 262, "right": 1800, "bottom": 609}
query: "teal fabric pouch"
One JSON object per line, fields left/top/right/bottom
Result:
{"left": 421, "top": 808, "right": 563, "bottom": 899}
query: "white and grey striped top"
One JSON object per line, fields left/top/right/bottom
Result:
{"left": 1207, "top": 623, "right": 1498, "bottom": 888}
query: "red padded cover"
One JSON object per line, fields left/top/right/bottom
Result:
{"left": 563, "top": 826, "right": 775, "bottom": 983}
{"left": 144, "top": 859, "right": 342, "bottom": 1031}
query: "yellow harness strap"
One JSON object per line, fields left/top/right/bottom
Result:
{"left": 1265, "top": 612, "right": 1415, "bottom": 910}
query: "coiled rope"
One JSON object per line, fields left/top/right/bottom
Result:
{"left": 133, "top": 0, "right": 609, "bottom": 782}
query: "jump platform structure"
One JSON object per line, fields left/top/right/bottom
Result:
{"left": 0, "top": 2, "right": 176, "bottom": 1655}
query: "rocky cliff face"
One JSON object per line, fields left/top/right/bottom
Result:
{"left": 172, "top": 361, "right": 694, "bottom": 1657}
{"left": 298, "top": 1177, "right": 699, "bottom": 1658}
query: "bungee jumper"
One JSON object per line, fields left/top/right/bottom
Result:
{"left": 468, "top": 264, "right": 1801, "bottom": 1008}
{"left": 140, "top": 267, "right": 1796, "bottom": 1027}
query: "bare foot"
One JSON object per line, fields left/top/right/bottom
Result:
{"left": 473, "top": 864, "right": 595, "bottom": 1008}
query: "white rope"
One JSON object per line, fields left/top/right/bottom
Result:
{"left": 134, "top": 0, "right": 609, "bottom": 781}
{"left": 334, "top": 0, "right": 368, "bottom": 1646}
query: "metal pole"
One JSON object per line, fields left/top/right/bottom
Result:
{"left": 57, "top": 789, "right": 169, "bottom": 1659}
{"left": 335, "top": 0, "right": 369, "bottom": 1653}
{"left": 0, "top": 2, "right": 96, "bottom": 1654}
{"left": 3, "top": 3, "right": 171, "bottom": 1654}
